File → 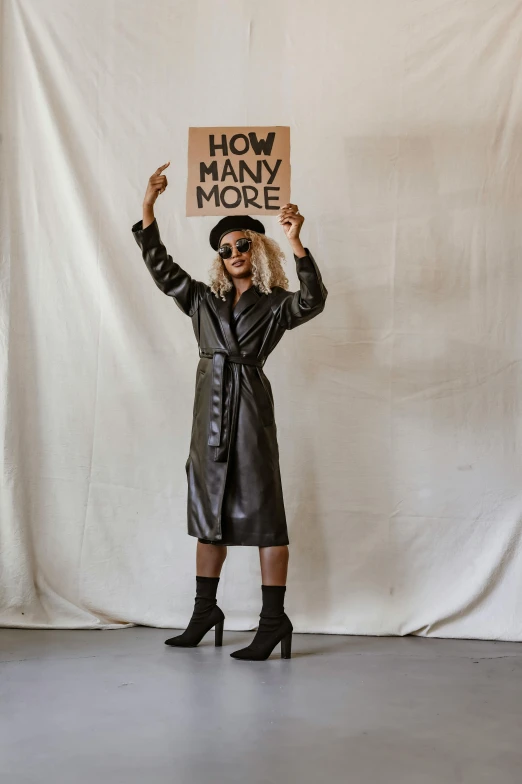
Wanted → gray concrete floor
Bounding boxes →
[1,628,521,784]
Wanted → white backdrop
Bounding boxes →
[1,0,522,639]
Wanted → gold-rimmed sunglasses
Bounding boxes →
[218,238,253,259]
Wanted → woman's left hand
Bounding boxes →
[278,203,304,241]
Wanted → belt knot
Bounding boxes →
[198,348,265,455]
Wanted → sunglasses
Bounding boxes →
[218,238,253,259]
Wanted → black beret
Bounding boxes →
[209,215,266,251]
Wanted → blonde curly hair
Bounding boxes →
[208,229,289,300]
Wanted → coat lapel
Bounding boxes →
[212,287,240,354]
[232,285,261,320]
[212,285,265,352]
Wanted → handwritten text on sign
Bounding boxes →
[186,126,290,216]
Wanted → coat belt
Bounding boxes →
[199,348,266,455]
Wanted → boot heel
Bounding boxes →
[281,632,292,659]
[214,619,224,647]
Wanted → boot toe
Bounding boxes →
[230,648,258,660]
[165,636,196,647]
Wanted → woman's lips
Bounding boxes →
[232,259,245,266]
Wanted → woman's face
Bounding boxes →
[219,231,253,280]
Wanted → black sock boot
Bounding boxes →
[230,585,293,661]
[165,576,225,648]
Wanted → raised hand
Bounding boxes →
[278,203,306,257]
[278,203,304,241]
[143,162,170,207]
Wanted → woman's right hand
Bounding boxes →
[143,162,170,207]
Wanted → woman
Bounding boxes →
[132,162,328,660]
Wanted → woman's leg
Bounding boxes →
[230,544,292,660]
[196,541,228,577]
[259,544,289,585]
[164,542,227,648]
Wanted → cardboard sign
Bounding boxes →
[186,126,290,216]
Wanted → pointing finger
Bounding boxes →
[154,161,170,175]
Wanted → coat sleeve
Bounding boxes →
[132,218,209,316]
[272,248,328,329]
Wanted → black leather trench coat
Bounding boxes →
[132,218,327,546]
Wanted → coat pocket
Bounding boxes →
[255,368,275,427]
[192,368,206,418]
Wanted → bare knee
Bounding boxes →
[259,544,289,562]
[258,545,289,585]
[196,541,227,577]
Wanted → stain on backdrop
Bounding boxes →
[186,126,290,216]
